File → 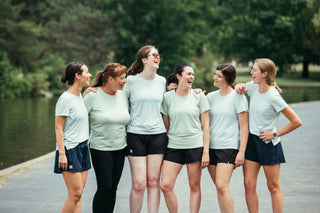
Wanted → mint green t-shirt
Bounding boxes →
[84,88,130,151]
[161,90,210,149]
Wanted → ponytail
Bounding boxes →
[272,81,282,93]
[91,71,105,87]
[127,45,156,76]
[265,75,282,93]
[127,60,144,76]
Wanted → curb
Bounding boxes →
[0,151,55,178]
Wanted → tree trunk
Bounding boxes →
[302,59,309,78]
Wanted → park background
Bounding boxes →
[0,0,319,170]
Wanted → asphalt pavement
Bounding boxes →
[0,101,319,213]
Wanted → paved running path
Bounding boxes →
[0,101,319,212]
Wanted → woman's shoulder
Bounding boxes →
[164,89,175,97]
[155,74,166,80]
[117,89,128,97]
[268,86,283,100]
[206,90,219,98]
[155,74,166,85]
[126,74,138,81]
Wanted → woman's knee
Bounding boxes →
[267,181,281,194]
[132,179,147,192]
[244,179,257,193]
[215,181,229,195]
[70,187,83,202]
[147,175,160,188]
[189,181,201,193]
[160,181,174,194]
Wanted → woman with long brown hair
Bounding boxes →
[124,45,168,213]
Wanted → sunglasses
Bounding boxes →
[148,53,161,59]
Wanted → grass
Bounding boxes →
[235,64,320,87]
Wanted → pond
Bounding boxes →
[0,86,320,170]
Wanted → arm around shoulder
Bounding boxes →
[235,83,248,94]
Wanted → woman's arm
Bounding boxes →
[162,113,170,135]
[82,86,97,97]
[55,116,68,171]
[235,111,249,167]
[200,110,210,169]
[234,83,248,94]
[260,106,302,141]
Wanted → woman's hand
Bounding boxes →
[201,151,209,169]
[59,153,68,171]
[259,130,273,142]
[235,83,248,94]
[234,151,245,167]
[194,88,206,94]
[83,87,97,97]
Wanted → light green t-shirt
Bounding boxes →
[161,90,210,149]
[84,88,130,151]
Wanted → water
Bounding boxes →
[0,86,320,170]
[0,98,57,170]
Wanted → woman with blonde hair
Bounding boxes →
[236,58,302,213]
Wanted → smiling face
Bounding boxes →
[78,65,92,87]
[213,70,226,88]
[251,62,266,84]
[110,73,127,90]
[143,48,161,70]
[177,66,195,89]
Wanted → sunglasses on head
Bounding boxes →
[148,53,161,59]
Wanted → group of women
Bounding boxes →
[54,45,302,213]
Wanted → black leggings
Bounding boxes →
[90,148,126,213]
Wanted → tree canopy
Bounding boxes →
[0,0,319,98]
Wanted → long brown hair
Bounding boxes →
[255,58,282,93]
[91,63,127,87]
[127,45,157,76]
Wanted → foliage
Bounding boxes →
[44,0,116,66]
[207,0,314,76]
[102,0,207,76]
[0,0,319,98]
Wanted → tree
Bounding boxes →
[102,0,207,76]
[44,0,116,67]
[297,0,320,77]
[208,0,313,75]
[0,0,45,72]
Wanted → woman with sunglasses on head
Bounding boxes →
[54,61,92,213]
[160,63,210,213]
[83,63,129,213]
[235,58,302,213]
[124,45,168,213]
[206,64,249,213]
